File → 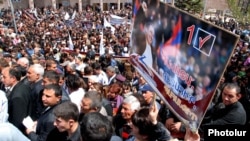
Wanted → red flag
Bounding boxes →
[159,15,182,61]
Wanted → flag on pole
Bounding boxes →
[99,30,105,55]
[68,32,74,50]
[71,10,76,20]
[104,17,115,34]
[64,12,70,20]
[133,0,140,19]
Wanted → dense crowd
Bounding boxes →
[0,2,249,141]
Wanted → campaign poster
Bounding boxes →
[130,0,239,130]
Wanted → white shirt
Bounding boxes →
[141,43,153,68]
[69,88,85,112]
[97,71,109,85]
[0,90,8,123]
[76,63,87,72]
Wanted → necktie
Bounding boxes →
[5,88,11,98]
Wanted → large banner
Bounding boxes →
[110,14,126,25]
[130,0,239,130]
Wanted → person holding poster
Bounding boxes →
[140,84,161,110]
[127,103,200,141]
[165,111,186,140]
[127,105,173,141]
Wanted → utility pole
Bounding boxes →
[202,0,207,19]
[100,0,103,12]
[79,0,82,12]
[118,0,121,10]
[8,0,17,33]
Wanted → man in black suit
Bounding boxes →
[26,84,62,141]
[26,64,44,120]
[1,66,32,132]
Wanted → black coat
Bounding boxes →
[28,104,60,141]
[30,80,43,120]
[8,81,32,132]
[36,86,70,120]
[202,101,247,126]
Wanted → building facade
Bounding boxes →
[0,0,132,11]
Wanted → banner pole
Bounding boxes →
[9,0,18,34]
[202,0,208,19]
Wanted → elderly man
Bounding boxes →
[26,64,44,120]
[17,57,30,70]
[80,91,108,118]
[113,95,141,140]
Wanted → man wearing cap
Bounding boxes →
[140,83,161,110]
[3,53,13,67]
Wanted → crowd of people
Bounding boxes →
[0,1,249,141]
[208,14,250,125]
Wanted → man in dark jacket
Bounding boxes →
[46,101,81,141]
[35,70,70,119]
[26,64,44,120]
[1,66,32,133]
[201,83,247,127]
[26,84,62,141]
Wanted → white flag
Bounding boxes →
[68,33,74,50]
[64,12,70,20]
[110,14,125,25]
[71,10,76,20]
[99,31,105,55]
[104,17,115,34]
